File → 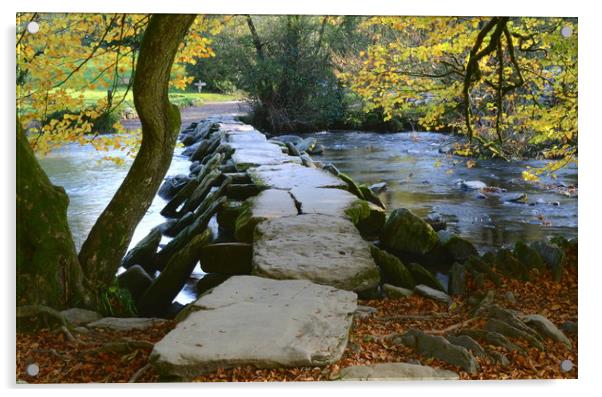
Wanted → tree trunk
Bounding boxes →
[78,14,196,288]
[16,123,90,308]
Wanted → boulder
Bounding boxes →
[495,249,530,281]
[60,308,102,326]
[338,362,459,381]
[216,200,244,233]
[225,183,262,201]
[414,284,451,304]
[117,265,154,303]
[369,246,415,289]
[407,262,446,292]
[380,208,438,255]
[158,174,191,200]
[338,172,364,200]
[199,243,252,275]
[323,163,340,176]
[88,317,167,332]
[150,276,357,379]
[359,184,386,209]
[195,273,231,295]
[424,212,446,231]
[443,236,478,263]
[394,329,479,374]
[121,227,162,270]
[521,314,572,349]
[253,214,380,293]
[503,193,528,203]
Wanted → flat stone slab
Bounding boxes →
[60,308,102,326]
[151,276,357,379]
[339,362,459,381]
[253,214,380,292]
[231,144,299,171]
[235,189,298,241]
[414,284,452,304]
[88,317,167,331]
[248,163,347,190]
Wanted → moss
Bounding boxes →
[380,208,438,255]
[370,245,415,289]
[338,172,364,200]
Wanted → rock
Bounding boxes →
[465,256,501,287]
[485,317,545,350]
[495,249,530,280]
[414,284,451,304]
[338,362,459,381]
[225,183,261,201]
[296,137,318,153]
[443,236,478,263]
[121,227,162,270]
[504,193,528,203]
[138,230,212,317]
[383,284,413,299]
[117,265,154,303]
[158,175,191,200]
[359,184,386,209]
[356,287,382,300]
[448,263,466,296]
[88,317,167,331]
[437,229,454,245]
[60,308,102,326]
[407,262,446,292]
[475,192,487,200]
[151,276,357,379]
[199,243,252,275]
[456,329,525,354]
[370,246,415,289]
[323,163,340,176]
[521,314,572,349]
[369,182,387,194]
[446,335,487,358]
[248,163,346,190]
[216,200,244,234]
[338,172,365,200]
[300,153,317,168]
[275,135,303,145]
[285,142,301,156]
[195,273,231,295]
[424,212,446,231]
[380,208,439,255]
[530,241,565,281]
[514,241,545,270]
[395,329,479,374]
[504,291,517,304]
[289,187,385,237]
[234,189,298,242]
[458,180,487,190]
[162,212,194,238]
[559,321,577,336]
[355,305,378,319]
[486,350,510,366]
[253,214,380,293]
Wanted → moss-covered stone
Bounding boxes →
[370,245,415,289]
[359,184,386,209]
[338,172,364,200]
[495,249,530,281]
[407,262,446,292]
[514,241,545,270]
[443,235,478,263]
[380,208,438,255]
[345,200,386,238]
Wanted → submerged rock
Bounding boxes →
[380,208,438,255]
[151,276,357,379]
[158,174,191,200]
[369,182,387,194]
[458,180,487,191]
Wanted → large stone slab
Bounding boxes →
[88,317,167,331]
[253,214,380,292]
[291,187,385,236]
[339,362,459,381]
[151,276,357,379]
[248,163,347,190]
[230,143,299,171]
[235,189,299,242]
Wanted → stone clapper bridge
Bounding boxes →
[144,117,388,379]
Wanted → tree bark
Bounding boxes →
[16,124,90,308]
[78,14,196,288]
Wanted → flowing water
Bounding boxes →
[38,130,577,303]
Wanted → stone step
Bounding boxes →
[151,276,357,379]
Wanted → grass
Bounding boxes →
[70,89,241,109]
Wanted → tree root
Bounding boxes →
[17,305,74,330]
[129,363,152,383]
[83,340,153,355]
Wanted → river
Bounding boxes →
[38,130,577,303]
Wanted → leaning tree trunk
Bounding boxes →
[78,14,196,288]
[16,123,90,308]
